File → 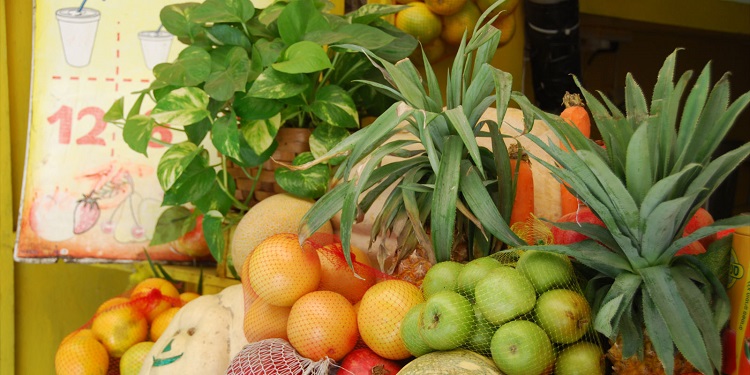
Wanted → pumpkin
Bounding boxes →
[139,284,247,374]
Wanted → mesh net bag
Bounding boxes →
[55,278,186,375]
[238,228,603,374]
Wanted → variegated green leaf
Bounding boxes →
[239,113,281,155]
[273,41,332,74]
[275,152,330,199]
[309,124,350,165]
[153,47,211,87]
[310,85,359,128]
[150,206,192,245]
[204,46,251,101]
[211,113,241,160]
[189,0,255,23]
[151,87,210,126]
[157,141,202,191]
[247,67,309,99]
[123,115,157,156]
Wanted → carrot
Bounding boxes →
[559,92,591,216]
[509,144,534,228]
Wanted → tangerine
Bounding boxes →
[357,279,424,360]
[247,233,322,307]
[91,304,149,357]
[396,2,443,44]
[96,297,131,315]
[287,291,359,361]
[492,10,516,45]
[150,307,180,342]
[179,292,201,305]
[441,1,481,45]
[317,243,376,304]
[55,334,109,375]
[120,341,154,375]
[425,0,467,16]
[244,297,292,342]
[130,278,180,322]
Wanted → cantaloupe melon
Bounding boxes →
[230,193,333,274]
[399,349,502,374]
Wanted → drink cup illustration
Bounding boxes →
[138,30,173,70]
[56,7,100,67]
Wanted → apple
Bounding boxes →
[421,261,464,299]
[551,207,605,245]
[555,341,605,375]
[534,289,592,344]
[463,305,497,356]
[171,215,210,257]
[400,303,434,357]
[419,290,474,351]
[516,250,574,293]
[474,266,536,325]
[490,320,554,375]
[339,347,402,375]
[456,257,502,301]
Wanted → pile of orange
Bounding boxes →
[241,233,425,362]
[55,278,200,375]
[394,0,520,63]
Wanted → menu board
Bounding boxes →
[15,0,197,262]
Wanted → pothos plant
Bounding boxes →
[105,0,416,270]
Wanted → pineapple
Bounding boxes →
[297,1,527,274]
[515,51,750,374]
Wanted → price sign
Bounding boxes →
[15,0,194,262]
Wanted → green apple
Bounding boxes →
[419,290,474,351]
[400,302,435,357]
[534,289,592,344]
[456,256,502,301]
[421,261,464,299]
[490,320,554,375]
[474,266,536,325]
[555,341,605,375]
[516,250,574,293]
[463,305,497,356]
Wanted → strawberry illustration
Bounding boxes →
[73,193,101,234]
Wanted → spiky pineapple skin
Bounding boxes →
[608,334,698,375]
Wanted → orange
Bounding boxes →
[96,297,131,314]
[91,304,149,357]
[286,291,359,361]
[395,2,443,44]
[357,279,424,360]
[425,0,467,15]
[179,292,201,305]
[150,307,180,342]
[475,0,520,17]
[440,1,481,45]
[130,278,180,322]
[244,298,292,342]
[241,246,261,311]
[411,37,447,65]
[55,334,109,375]
[60,328,97,346]
[492,10,516,45]
[246,233,322,307]
[120,341,154,375]
[317,243,376,304]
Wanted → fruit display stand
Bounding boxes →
[2,1,750,375]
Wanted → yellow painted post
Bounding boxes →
[1,0,17,373]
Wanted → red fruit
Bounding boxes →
[717,229,736,240]
[683,207,716,248]
[676,241,706,256]
[551,207,605,245]
[73,193,101,234]
[339,348,402,375]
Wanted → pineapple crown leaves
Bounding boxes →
[296,3,526,272]
[514,50,750,375]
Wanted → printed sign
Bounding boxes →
[15,0,197,262]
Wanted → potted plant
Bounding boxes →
[104,0,417,272]
[295,2,528,275]
[514,51,750,374]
